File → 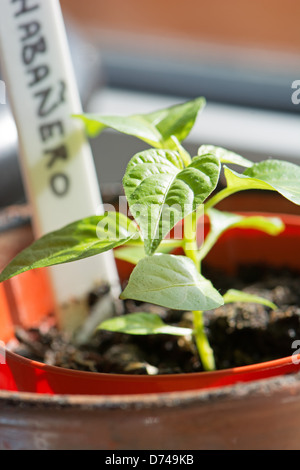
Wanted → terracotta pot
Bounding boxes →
[0,208,300,449]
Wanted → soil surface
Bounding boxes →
[8,264,300,375]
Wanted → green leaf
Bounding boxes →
[144,97,206,148]
[123,149,220,254]
[0,213,138,282]
[124,149,184,199]
[225,159,300,205]
[199,208,284,260]
[223,289,277,310]
[99,312,193,336]
[210,208,284,236]
[114,245,147,265]
[114,239,182,265]
[120,254,224,311]
[76,114,162,146]
[198,145,253,168]
[74,97,205,148]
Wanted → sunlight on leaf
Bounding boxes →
[0,213,138,282]
[74,97,205,148]
[225,159,300,205]
[198,145,253,168]
[123,149,220,255]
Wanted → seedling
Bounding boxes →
[1,97,300,371]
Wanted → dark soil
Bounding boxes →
[8,264,300,375]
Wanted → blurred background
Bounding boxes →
[1,0,300,210]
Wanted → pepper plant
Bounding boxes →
[1,97,300,371]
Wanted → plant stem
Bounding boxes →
[193,310,216,371]
[197,229,218,263]
[204,186,246,212]
[183,211,216,371]
[191,186,250,370]
[171,135,192,167]
[183,211,199,270]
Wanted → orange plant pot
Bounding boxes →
[0,212,300,395]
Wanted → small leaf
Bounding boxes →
[124,148,184,199]
[0,213,138,282]
[210,208,284,236]
[199,208,284,260]
[223,289,277,310]
[99,312,192,336]
[114,239,182,265]
[224,166,271,192]
[114,246,146,265]
[120,254,224,311]
[76,114,161,146]
[198,145,253,168]
[225,159,300,205]
[123,149,220,254]
[144,96,206,148]
[74,97,205,148]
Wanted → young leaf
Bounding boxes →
[76,114,161,146]
[74,97,205,148]
[123,149,220,254]
[198,145,253,168]
[99,312,192,336]
[225,160,300,205]
[124,148,184,199]
[120,254,224,311]
[223,289,277,310]
[114,239,182,265]
[114,245,147,266]
[0,213,138,282]
[144,96,206,148]
[199,208,285,260]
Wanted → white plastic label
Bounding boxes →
[0,0,120,310]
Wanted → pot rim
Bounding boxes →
[4,346,300,387]
[1,368,300,410]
